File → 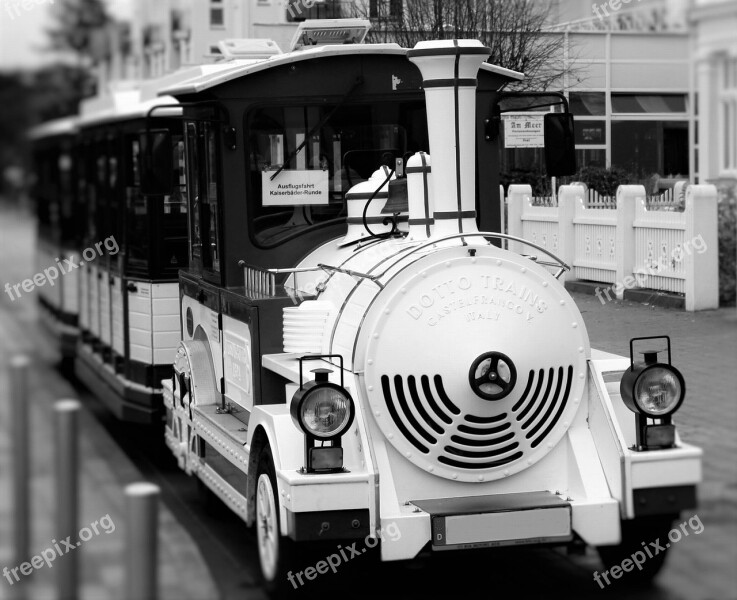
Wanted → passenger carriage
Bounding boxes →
[71,84,187,423]
[28,117,81,359]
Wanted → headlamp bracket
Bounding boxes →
[294,354,351,474]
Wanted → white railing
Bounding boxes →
[507,183,718,310]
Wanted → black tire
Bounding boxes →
[597,514,678,585]
[255,446,299,598]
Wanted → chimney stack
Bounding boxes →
[407,40,490,238]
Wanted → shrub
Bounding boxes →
[571,166,635,197]
[717,180,737,306]
[499,169,550,197]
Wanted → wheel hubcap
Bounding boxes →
[256,474,278,581]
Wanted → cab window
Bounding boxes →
[185,120,221,276]
[246,101,426,248]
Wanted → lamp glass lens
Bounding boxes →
[301,387,351,438]
[634,367,682,415]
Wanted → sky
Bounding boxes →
[0,0,131,72]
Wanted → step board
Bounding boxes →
[192,404,249,471]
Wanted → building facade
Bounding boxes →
[690,0,737,183]
[91,0,735,186]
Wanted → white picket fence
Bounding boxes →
[506,183,718,311]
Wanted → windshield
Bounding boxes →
[247,101,427,248]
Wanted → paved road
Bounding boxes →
[1,200,735,600]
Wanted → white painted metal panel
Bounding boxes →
[89,265,100,338]
[111,276,124,355]
[79,265,89,331]
[151,283,181,365]
[99,271,111,345]
[128,281,152,363]
[223,315,254,412]
[61,251,80,315]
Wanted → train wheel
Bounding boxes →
[597,514,677,585]
[255,446,297,597]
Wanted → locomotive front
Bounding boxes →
[277,39,700,563]
[163,36,701,589]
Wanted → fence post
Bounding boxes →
[556,185,582,284]
[615,185,642,300]
[125,482,161,600]
[11,355,30,568]
[507,184,531,254]
[55,399,81,600]
[685,185,719,310]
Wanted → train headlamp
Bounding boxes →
[630,366,684,416]
[291,355,354,473]
[620,336,685,450]
[291,377,354,440]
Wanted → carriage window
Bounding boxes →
[185,120,220,273]
[185,122,201,261]
[127,136,149,274]
[247,102,422,247]
[160,136,189,276]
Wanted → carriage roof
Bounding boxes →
[27,115,78,141]
[159,43,524,97]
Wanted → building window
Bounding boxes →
[287,0,342,22]
[720,57,737,173]
[612,121,689,178]
[569,92,605,116]
[611,94,687,114]
[210,0,224,28]
[575,149,606,169]
[574,121,606,145]
[370,0,403,20]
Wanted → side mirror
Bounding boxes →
[544,113,577,177]
[139,129,173,195]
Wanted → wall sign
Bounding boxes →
[503,115,545,148]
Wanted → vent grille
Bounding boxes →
[379,367,573,472]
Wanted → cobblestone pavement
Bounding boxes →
[571,291,737,600]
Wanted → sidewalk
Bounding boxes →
[0,203,219,600]
[570,290,737,600]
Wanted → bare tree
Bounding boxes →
[350,0,578,90]
[45,0,111,100]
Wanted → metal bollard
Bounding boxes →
[10,355,30,568]
[125,482,160,600]
[54,399,81,600]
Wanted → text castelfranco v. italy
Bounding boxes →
[406,275,549,327]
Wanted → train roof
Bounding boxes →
[77,85,182,129]
[159,43,524,97]
[27,115,78,141]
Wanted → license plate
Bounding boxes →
[433,506,572,549]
